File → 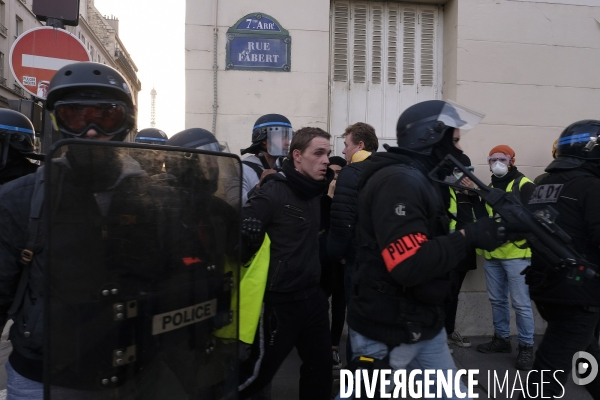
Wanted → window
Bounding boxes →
[330,1,441,153]
[15,16,22,38]
[0,2,5,26]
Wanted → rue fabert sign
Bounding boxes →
[226,13,291,72]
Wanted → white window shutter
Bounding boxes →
[333,2,349,82]
[353,4,367,83]
[401,8,416,85]
[371,5,383,85]
[387,5,398,85]
[420,9,436,87]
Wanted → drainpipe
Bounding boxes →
[211,0,219,135]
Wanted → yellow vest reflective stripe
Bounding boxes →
[449,188,458,233]
[484,177,533,260]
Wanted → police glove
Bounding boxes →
[241,218,265,262]
[463,217,506,252]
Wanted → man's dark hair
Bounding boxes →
[288,127,331,158]
[342,122,378,152]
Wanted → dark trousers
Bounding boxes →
[239,289,332,400]
[344,259,355,364]
[319,233,347,347]
[445,269,468,334]
[521,302,600,399]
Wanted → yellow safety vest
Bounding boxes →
[449,188,458,233]
[215,234,271,344]
[482,177,532,260]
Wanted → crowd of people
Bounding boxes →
[0,62,598,400]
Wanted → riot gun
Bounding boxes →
[429,154,598,284]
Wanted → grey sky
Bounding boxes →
[95,0,185,137]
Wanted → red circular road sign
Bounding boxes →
[9,27,91,99]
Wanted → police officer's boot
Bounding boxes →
[515,343,534,370]
[476,333,512,353]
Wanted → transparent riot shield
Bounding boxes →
[44,139,241,400]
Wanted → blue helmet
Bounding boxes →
[135,128,168,145]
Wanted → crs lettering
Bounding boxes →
[529,184,564,205]
[381,233,428,272]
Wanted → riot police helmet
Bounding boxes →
[0,109,43,169]
[135,128,168,145]
[167,128,220,152]
[166,128,221,193]
[547,120,600,171]
[240,114,293,156]
[46,62,135,142]
[396,100,484,156]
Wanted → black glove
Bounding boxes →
[463,217,506,252]
[241,218,265,262]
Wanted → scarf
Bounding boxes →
[281,159,333,200]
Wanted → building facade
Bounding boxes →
[0,0,140,139]
[187,0,600,335]
[0,0,42,107]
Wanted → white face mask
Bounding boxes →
[491,161,508,177]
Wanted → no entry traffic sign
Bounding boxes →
[10,27,91,99]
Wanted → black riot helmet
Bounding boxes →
[135,128,168,145]
[167,128,220,152]
[0,109,44,170]
[546,120,600,171]
[165,128,221,193]
[396,100,484,155]
[240,114,292,156]
[46,62,135,141]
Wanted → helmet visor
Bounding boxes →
[267,126,293,157]
[135,136,168,145]
[54,101,128,136]
[196,142,221,152]
[437,101,485,131]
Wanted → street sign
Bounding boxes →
[226,13,291,72]
[9,27,91,99]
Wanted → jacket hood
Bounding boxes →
[358,150,416,189]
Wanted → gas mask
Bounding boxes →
[490,161,508,178]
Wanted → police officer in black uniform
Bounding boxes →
[345,100,506,396]
[0,109,43,185]
[0,62,182,399]
[522,120,600,399]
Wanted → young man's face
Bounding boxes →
[342,133,364,163]
[293,137,331,181]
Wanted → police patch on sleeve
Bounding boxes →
[529,184,564,204]
[381,233,428,272]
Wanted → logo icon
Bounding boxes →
[572,351,598,385]
[395,203,406,216]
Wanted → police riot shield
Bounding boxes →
[44,139,241,399]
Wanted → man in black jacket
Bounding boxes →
[522,120,600,398]
[346,100,506,397]
[327,122,378,364]
[239,127,333,400]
